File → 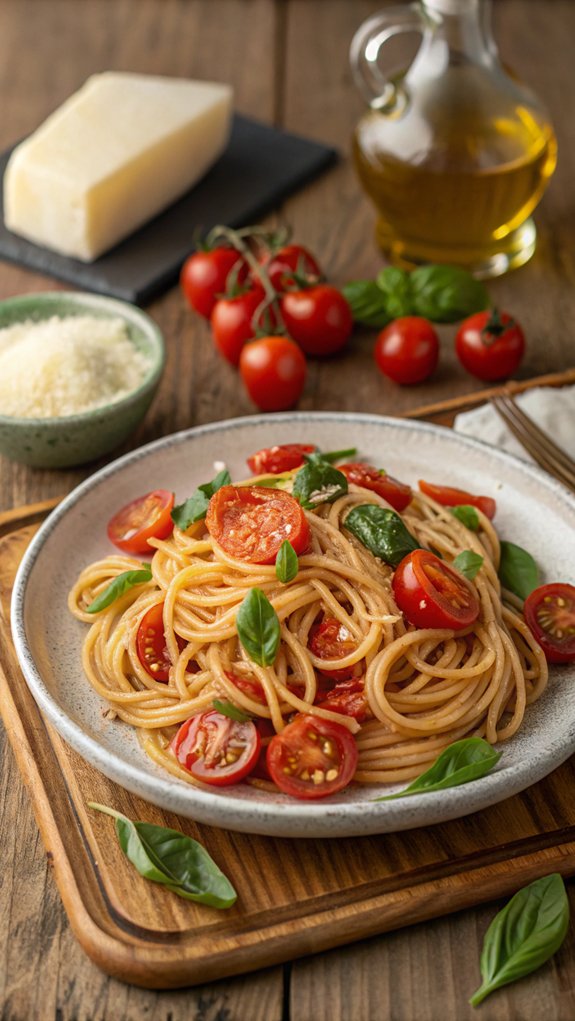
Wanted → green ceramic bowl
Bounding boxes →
[0,291,165,468]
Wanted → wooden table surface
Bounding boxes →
[1,1,575,1019]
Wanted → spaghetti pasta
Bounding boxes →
[68,458,548,796]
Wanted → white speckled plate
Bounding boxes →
[11,412,575,838]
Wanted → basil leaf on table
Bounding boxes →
[498,540,539,600]
[171,468,231,530]
[376,267,413,319]
[375,737,501,800]
[275,540,299,584]
[341,280,391,328]
[293,461,348,509]
[88,803,237,908]
[86,567,152,613]
[344,504,420,567]
[410,264,489,323]
[212,699,252,722]
[451,504,480,531]
[236,587,281,667]
[453,550,484,580]
[469,873,569,1007]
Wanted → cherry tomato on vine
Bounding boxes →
[280,285,353,357]
[180,247,248,319]
[107,490,175,554]
[239,335,306,411]
[136,602,186,682]
[392,549,480,630]
[374,317,439,385]
[210,287,267,366]
[308,617,363,682]
[266,714,358,799]
[339,463,412,512]
[172,710,260,786]
[260,244,322,292]
[418,480,496,520]
[524,583,575,664]
[206,484,311,564]
[455,309,525,381]
[247,443,316,475]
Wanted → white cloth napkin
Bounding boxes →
[453,385,575,462]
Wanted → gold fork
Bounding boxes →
[491,393,575,495]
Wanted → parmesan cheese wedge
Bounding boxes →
[4,72,233,261]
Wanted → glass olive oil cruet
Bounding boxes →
[350,0,557,277]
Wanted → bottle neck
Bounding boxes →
[421,0,496,66]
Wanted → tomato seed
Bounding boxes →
[326,768,339,781]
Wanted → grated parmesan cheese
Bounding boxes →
[0,315,152,418]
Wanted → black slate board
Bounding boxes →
[0,115,337,306]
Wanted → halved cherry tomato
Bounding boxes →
[210,287,266,366]
[239,335,307,411]
[393,549,480,630]
[280,285,353,357]
[524,583,575,664]
[339,463,412,512]
[107,490,175,554]
[316,679,371,722]
[206,485,311,564]
[250,718,276,781]
[455,309,525,381]
[418,480,496,520]
[308,617,363,682]
[260,244,321,292]
[136,602,186,682]
[180,247,248,319]
[266,714,358,799]
[374,317,439,385]
[225,670,266,704]
[173,710,261,786]
[247,443,316,475]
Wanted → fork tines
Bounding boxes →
[491,393,575,495]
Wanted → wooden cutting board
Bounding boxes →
[2,380,575,988]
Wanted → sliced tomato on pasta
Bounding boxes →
[172,710,261,785]
[136,602,186,682]
[393,549,480,630]
[247,443,316,474]
[338,463,412,512]
[266,714,358,799]
[316,679,371,722]
[107,489,175,554]
[308,616,363,682]
[418,480,496,520]
[205,485,311,564]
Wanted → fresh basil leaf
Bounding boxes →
[212,699,252,722]
[88,803,237,908]
[376,266,413,319]
[86,568,152,613]
[451,505,480,531]
[276,540,299,583]
[252,475,292,490]
[236,587,280,667]
[499,541,539,600]
[410,264,489,323]
[376,738,501,801]
[453,550,484,580]
[344,504,420,567]
[469,873,569,1007]
[342,280,391,328]
[171,469,231,530]
[311,447,357,464]
[293,461,348,509]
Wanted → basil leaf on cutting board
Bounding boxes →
[376,738,501,800]
[86,567,152,613]
[469,873,569,1006]
[498,540,539,600]
[236,587,281,667]
[344,504,420,567]
[171,468,231,530]
[88,803,237,908]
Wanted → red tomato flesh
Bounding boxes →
[266,714,358,799]
[316,679,371,722]
[309,617,363,682]
[339,463,412,512]
[205,485,310,564]
[247,443,316,475]
[419,480,496,520]
[136,602,187,683]
[172,710,261,785]
[524,583,575,664]
[107,490,175,554]
[393,549,480,630]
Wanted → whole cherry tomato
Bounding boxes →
[455,309,525,381]
[266,714,358,799]
[418,480,496,520]
[239,335,307,411]
[107,490,175,554]
[261,244,322,292]
[180,247,248,318]
[172,710,260,786]
[280,285,353,357]
[339,463,412,512]
[205,485,311,564]
[392,549,480,630]
[524,583,575,664]
[210,287,266,366]
[374,317,439,385]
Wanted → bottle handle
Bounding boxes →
[350,4,426,109]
